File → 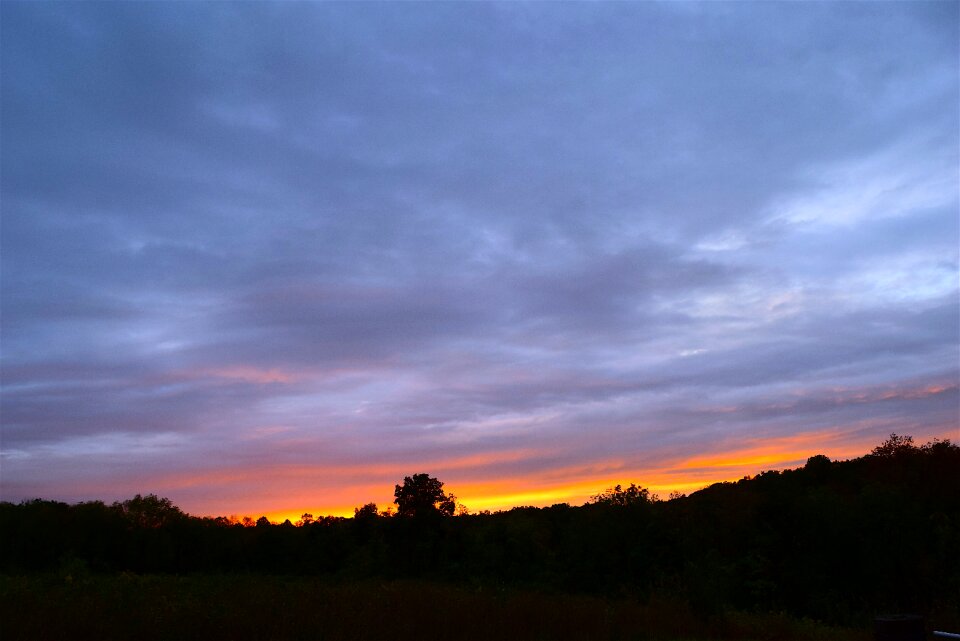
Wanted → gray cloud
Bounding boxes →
[2,1,956,511]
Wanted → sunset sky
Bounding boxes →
[2,2,958,521]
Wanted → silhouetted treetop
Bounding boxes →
[114,494,183,528]
[804,454,832,476]
[871,432,916,457]
[591,483,655,506]
[354,502,379,519]
[394,474,455,517]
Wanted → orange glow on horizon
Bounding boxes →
[180,426,956,522]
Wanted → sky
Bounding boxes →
[2,1,958,521]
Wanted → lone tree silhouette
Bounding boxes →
[394,474,455,517]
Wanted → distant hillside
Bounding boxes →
[2,434,957,628]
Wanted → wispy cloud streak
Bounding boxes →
[1,2,956,514]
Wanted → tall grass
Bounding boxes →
[0,574,866,641]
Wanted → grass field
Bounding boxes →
[0,574,867,641]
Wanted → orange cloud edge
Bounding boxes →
[184,426,956,524]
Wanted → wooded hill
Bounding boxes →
[2,435,957,628]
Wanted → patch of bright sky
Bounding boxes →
[767,134,956,228]
[836,254,959,304]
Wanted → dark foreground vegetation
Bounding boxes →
[2,435,957,640]
[0,574,862,641]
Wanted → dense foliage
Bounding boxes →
[2,435,958,630]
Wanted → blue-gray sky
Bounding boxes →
[2,1,957,517]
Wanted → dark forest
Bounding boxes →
[2,434,957,641]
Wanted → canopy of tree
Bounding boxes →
[393,474,456,518]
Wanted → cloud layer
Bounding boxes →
[2,2,957,517]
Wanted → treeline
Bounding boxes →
[2,435,958,628]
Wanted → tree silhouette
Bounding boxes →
[114,494,183,528]
[394,474,455,517]
[354,502,379,519]
[591,483,653,506]
[871,433,915,457]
